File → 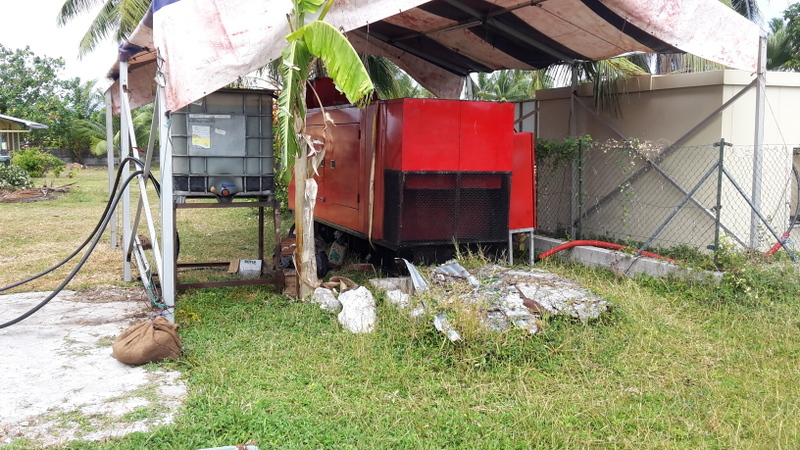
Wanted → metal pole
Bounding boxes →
[750,34,767,249]
[104,89,118,249]
[713,138,731,266]
[569,63,579,239]
[120,60,132,282]
[723,166,797,262]
[577,139,583,240]
[157,63,176,322]
[634,162,720,258]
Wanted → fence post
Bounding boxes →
[713,138,732,266]
[577,139,584,239]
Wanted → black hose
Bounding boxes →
[0,170,146,329]
[0,158,160,292]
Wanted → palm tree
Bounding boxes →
[57,0,151,57]
[767,17,793,70]
[470,70,549,102]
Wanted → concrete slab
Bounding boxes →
[534,236,722,281]
[0,288,186,447]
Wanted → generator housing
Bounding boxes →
[290,98,535,259]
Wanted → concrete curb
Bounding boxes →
[533,236,723,282]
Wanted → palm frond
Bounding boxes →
[117,0,150,40]
[57,0,104,26]
[78,0,120,57]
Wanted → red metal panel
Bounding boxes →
[305,77,350,109]
[509,132,536,230]
[400,99,461,171]
[459,101,514,172]
[380,100,405,171]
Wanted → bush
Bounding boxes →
[11,148,65,178]
[0,163,34,191]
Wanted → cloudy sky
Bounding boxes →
[0,0,794,87]
[0,0,118,85]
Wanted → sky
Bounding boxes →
[0,0,795,89]
[0,0,118,87]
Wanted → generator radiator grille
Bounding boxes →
[383,171,510,247]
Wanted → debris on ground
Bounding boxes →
[312,286,342,312]
[365,262,611,341]
[311,277,378,333]
[337,286,377,334]
[0,183,74,203]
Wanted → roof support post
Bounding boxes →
[570,64,579,239]
[105,90,118,249]
[120,60,132,282]
[157,65,176,322]
[750,33,767,249]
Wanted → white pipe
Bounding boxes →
[120,61,132,282]
[157,63,176,322]
[105,89,118,249]
[750,33,767,249]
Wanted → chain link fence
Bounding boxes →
[536,139,799,261]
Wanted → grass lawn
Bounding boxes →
[2,167,800,449]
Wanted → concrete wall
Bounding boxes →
[522,70,800,250]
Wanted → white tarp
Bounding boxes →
[108,0,761,112]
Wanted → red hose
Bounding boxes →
[766,232,791,255]
[536,240,677,263]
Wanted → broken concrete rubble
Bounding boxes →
[317,262,610,340]
[311,287,342,312]
[336,286,377,334]
[418,263,611,340]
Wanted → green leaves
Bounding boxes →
[277,40,312,184]
[287,21,374,105]
[276,5,375,184]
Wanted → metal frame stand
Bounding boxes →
[508,227,535,265]
[174,200,283,291]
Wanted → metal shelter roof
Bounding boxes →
[107,0,761,113]
[0,114,49,130]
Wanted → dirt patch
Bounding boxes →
[0,287,186,447]
[0,184,74,203]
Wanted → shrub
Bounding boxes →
[0,163,34,191]
[11,148,65,178]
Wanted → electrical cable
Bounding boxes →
[0,158,159,292]
[0,169,146,329]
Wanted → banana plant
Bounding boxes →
[277,0,374,298]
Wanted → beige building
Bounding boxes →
[518,70,800,252]
[0,114,48,164]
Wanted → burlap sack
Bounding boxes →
[321,276,359,293]
[111,316,182,366]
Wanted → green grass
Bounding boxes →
[44,258,800,449]
[3,168,800,448]
[0,167,271,291]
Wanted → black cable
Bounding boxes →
[0,158,160,292]
[0,170,145,329]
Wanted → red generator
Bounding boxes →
[290,97,535,263]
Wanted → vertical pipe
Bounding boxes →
[750,34,767,249]
[569,64,579,240]
[158,76,176,322]
[104,89,118,249]
[120,61,132,282]
[258,206,265,262]
[714,138,729,266]
[577,139,584,240]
